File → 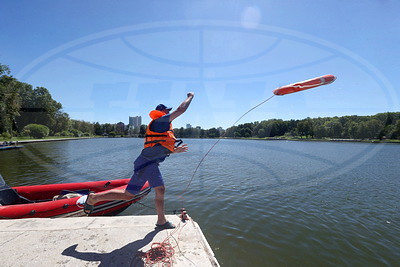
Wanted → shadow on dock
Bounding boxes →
[62,229,159,266]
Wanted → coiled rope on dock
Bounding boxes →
[140,217,193,267]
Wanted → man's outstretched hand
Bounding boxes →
[174,144,189,153]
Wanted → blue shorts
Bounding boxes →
[126,157,164,195]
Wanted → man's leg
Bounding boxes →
[86,188,135,206]
[154,185,167,225]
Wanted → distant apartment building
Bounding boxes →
[186,123,192,129]
[129,116,142,128]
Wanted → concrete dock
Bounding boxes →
[0,215,219,267]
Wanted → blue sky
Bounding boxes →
[1,0,399,129]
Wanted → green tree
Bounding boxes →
[206,128,220,138]
[191,127,201,138]
[59,130,73,137]
[177,127,185,138]
[297,118,314,138]
[235,123,254,138]
[184,127,193,138]
[257,128,266,138]
[324,118,343,138]
[94,122,103,135]
[70,129,82,137]
[0,63,11,76]
[53,111,71,134]
[200,129,206,138]
[364,119,384,139]
[356,122,368,139]
[1,132,11,140]
[0,75,21,135]
[346,121,359,139]
[241,127,252,137]
[389,121,400,139]
[233,131,241,138]
[71,120,94,135]
[16,86,63,132]
[269,119,288,136]
[23,124,49,139]
[224,126,237,137]
[102,123,114,135]
[139,125,146,138]
[313,124,327,138]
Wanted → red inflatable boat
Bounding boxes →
[0,176,150,219]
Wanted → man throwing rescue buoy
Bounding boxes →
[84,92,195,229]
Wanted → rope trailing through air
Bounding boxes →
[179,94,276,198]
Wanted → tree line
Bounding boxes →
[0,63,123,139]
[173,113,400,140]
[225,113,400,140]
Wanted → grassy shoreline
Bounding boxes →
[0,136,102,144]
[224,136,400,143]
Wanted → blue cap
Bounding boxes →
[155,104,172,111]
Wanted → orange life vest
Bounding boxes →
[144,110,177,152]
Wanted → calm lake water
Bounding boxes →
[1,138,399,266]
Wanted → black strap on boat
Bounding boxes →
[145,134,168,137]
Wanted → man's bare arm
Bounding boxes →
[169,92,194,122]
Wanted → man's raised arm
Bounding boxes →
[169,92,194,122]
